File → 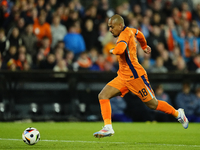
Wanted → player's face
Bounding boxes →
[108,19,122,37]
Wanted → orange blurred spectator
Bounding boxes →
[180,2,192,22]
[103,37,116,56]
[33,14,52,43]
[40,36,51,56]
[61,6,70,22]
[164,17,175,52]
[0,0,9,19]
[7,58,17,71]
[54,6,68,23]
[14,52,28,70]
[75,52,92,70]
[95,54,106,71]
[188,54,200,72]
[7,46,30,71]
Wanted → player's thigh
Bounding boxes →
[99,76,129,99]
[126,74,155,102]
[98,85,121,99]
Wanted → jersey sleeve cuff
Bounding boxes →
[142,45,147,50]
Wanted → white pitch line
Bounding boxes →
[135,142,200,148]
[0,138,200,147]
[0,138,124,144]
[42,139,125,144]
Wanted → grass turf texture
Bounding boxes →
[0,122,199,150]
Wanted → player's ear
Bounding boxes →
[119,23,123,30]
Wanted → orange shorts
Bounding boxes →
[107,74,155,102]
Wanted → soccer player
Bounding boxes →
[93,14,189,138]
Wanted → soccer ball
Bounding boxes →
[22,127,40,145]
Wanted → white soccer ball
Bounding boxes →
[22,127,40,145]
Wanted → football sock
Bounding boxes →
[99,99,112,125]
[156,100,179,118]
[105,124,113,129]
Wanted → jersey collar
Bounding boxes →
[122,26,127,31]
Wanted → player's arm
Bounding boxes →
[135,29,151,54]
[135,30,148,50]
[110,41,127,55]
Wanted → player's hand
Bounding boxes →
[109,48,114,54]
[144,46,151,54]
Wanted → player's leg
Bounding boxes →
[145,98,188,129]
[93,76,129,138]
[98,84,121,126]
[144,97,178,116]
[93,85,120,138]
[126,74,188,129]
[141,74,188,128]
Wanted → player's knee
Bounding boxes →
[147,103,157,110]
[98,92,104,100]
[98,91,108,100]
[145,98,158,110]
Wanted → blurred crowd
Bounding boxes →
[0,0,200,73]
[152,82,200,122]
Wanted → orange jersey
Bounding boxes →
[112,26,147,80]
[33,18,52,43]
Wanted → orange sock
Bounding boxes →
[156,100,179,117]
[99,99,112,125]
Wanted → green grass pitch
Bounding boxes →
[0,122,199,150]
